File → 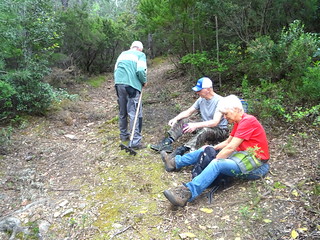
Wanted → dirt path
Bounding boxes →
[0,58,319,239]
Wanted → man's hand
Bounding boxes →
[168,118,178,127]
[182,122,197,133]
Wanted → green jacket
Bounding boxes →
[114,49,147,92]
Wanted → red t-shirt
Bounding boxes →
[230,113,270,160]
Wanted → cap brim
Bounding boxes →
[192,86,202,92]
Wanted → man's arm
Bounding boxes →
[168,106,197,127]
[183,111,223,132]
[136,54,147,85]
[215,136,244,159]
[213,135,232,150]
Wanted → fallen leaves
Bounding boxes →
[200,207,213,213]
[263,219,272,223]
[291,189,299,197]
[291,229,299,239]
[179,232,196,239]
[291,227,308,239]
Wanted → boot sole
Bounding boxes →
[150,146,173,153]
[150,146,160,151]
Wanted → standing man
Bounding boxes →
[114,41,147,149]
[150,77,229,156]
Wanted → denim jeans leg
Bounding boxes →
[186,159,242,201]
[115,85,129,139]
[128,92,142,146]
[245,163,270,180]
[175,148,204,169]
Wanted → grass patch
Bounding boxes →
[151,56,167,66]
[88,146,168,238]
[87,75,106,88]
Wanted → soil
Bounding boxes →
[0,57,319,240]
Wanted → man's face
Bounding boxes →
[195,88,209,99]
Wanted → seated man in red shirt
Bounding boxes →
[161,94,270,207]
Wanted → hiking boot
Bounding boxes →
[150,137,173,153]
[171,145,190,157]
[120,133,130,141]
[132,143,146,150]
[160,150,176,172]
[163,185,192,207]
[120,136,130,141]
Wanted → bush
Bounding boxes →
[180,51,214,77]
[284,105,320,126]
[242,76,319,126]
[3,70,55,116]
[0,80,16,120]
[240,36,276,83]
[300,61,320,102]
[180,51,228,79]
[241,76,285,122]
[241,20,319,89]
[278,21,319,94]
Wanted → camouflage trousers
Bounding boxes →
[168,119,229,151]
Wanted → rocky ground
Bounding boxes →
[0,57,319,240]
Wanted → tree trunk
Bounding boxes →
[61,0,68,9]
[147,33,154,59]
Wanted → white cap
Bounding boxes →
[130,41,143,50]
[192,77,213,91]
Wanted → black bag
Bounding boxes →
[191,146,234,203]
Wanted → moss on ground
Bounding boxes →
[91,149,168,238]
[85,120,172,239]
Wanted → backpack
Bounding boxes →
[191,146,234,203]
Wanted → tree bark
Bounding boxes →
[61,0,68,9]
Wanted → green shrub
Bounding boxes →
[241,77,285,121]
[3,69,55,115]
[241,20,319,90]
[51,88,79,102]
[240,36,276,84]
[284,105,320,126]
[180,51,214,77]
[279,21,319,88]
[180,51,227,78]
[0,80,16,120]
[242,76,319,126]
[300,61,320,102]
[1,63,79,121]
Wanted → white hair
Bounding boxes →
[218,94,244,113]
[130,41,143,50]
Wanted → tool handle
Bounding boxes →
[129,91,143,145]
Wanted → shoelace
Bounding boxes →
[175,188,190,199]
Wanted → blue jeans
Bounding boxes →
[175,148,270,201]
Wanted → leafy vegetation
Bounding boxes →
[235,21,320,126]
[0,0,319,123]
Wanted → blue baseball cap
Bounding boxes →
[192,77,213,92]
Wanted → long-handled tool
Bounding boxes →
[119,91,143,156]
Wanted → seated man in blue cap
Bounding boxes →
[150,77,229,156]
